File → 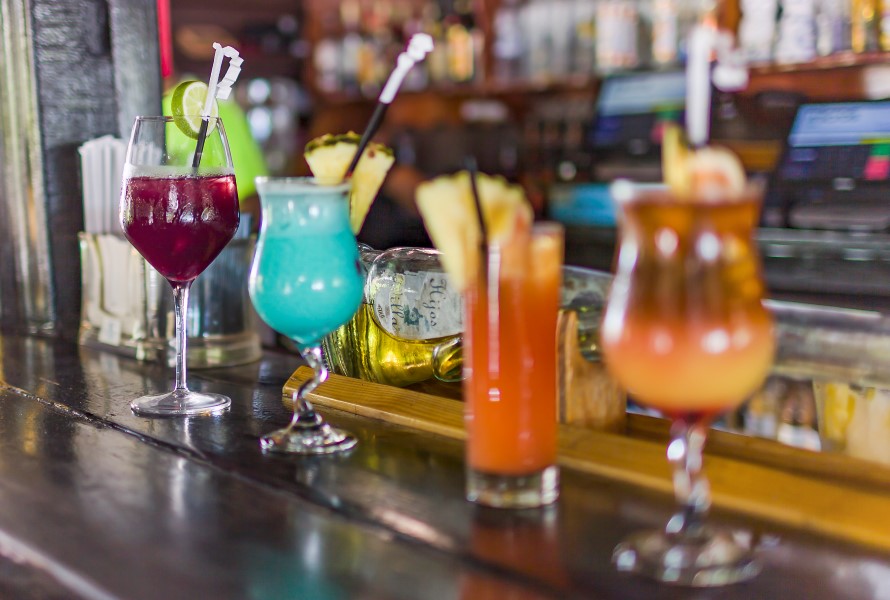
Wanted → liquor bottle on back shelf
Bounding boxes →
[445,0,482,83]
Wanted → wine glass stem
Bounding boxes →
[288,345,327,429]
[172,282,193,400]
[668,417,710,536]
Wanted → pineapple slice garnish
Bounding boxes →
[662,123,693,196]
[415,171,532,291]
[661,123,746,199]
[304,132,395,233]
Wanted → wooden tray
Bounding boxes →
[286,366,890,551]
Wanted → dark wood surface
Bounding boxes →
[0,333,886,599]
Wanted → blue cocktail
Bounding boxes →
[249,177,363,454]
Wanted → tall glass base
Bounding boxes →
[613,524,760,587]
[260,411,357,455]
[466,465,559,509]
[260,345,357,456]
[130,390,231,417]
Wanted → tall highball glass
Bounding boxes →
[120,116,239,416]
[248,178,363,454]
[464,224,564,508]
[601,181,775,586]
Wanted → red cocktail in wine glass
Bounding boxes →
[120,115,239,416]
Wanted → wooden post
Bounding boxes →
[556,309,626,432]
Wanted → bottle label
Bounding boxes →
[371,270,463,341]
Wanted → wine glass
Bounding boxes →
[601,181,775,586]
[120,116,239,416]
[248,177,363,454]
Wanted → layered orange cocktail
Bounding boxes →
[601,186,774,421]
[601,131,776,585]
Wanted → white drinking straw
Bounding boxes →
[685,25,749,147]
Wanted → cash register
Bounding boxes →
[765,100,890,232]
[549,71,686,270]
[556,94,890,310]
[761,100,890,310]
[589,69,686,183]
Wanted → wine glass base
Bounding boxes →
[130,392,231,417]
[613,527,760,587]
[260,422,357,455]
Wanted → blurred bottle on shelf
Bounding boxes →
[521,96,595,185]
[596,1,640,71]
[739,0,779,62]
[445,0,483,83]
[521,0,641,80]
[775,0,817,63]
[851,0,880,53]
[493,0,525,81]
[816,0,852,56]
[572,0,598,75]
[422,3,451,84]
[650,0,681,65]
[313,37,342,94]
[880,0,890,50]
[312,0,489,94]
[648,0,707,66]
[878,0,890,52]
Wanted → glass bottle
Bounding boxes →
[323,247,464,387]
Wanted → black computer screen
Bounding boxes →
[778,101,890,182]
[590,70,686,155]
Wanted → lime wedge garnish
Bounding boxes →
[170,80,219,139]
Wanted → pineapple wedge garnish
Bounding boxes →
[688,147,747,200]
[304,132,395,233]
[661,123,746,199]
[661,123,693,196]
[416,171,532,291]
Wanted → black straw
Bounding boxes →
[345,103,388,179]
[192,118,209,169]
[466,156,487,243]
[465,156,488,280]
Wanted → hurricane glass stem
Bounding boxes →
[667,417,710,537]
[289,345,325,430]
[259,344,356,454]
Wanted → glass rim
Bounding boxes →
[610,179,764,205]
[134,115,223,123]
[255,176,351,194]
[531,221,564,237]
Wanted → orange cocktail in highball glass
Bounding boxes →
[601,181,774,586]
[464,224,563,508]
[414,170,561,509]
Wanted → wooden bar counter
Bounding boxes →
[0,332,887,599]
